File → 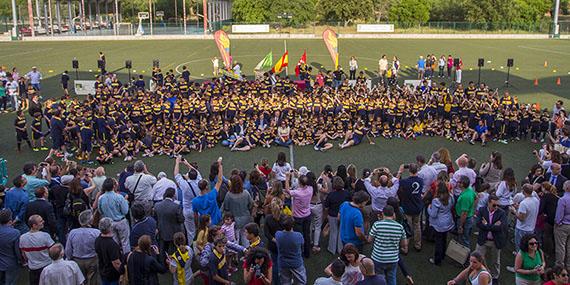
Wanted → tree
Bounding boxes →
[268,0,316,26]
[514,0,550,24]
[388,0,431,23]
[429,0,468,21]
[317,0,374,26]
[465,0,519,24]
[232,0,270,23]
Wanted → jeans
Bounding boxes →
[294,215,312,258]
[327,215,343,255]
[433,230,448,265]
[374,261,398,285]
[183,210,195,244]
[515,228,534,252]
[275,139,292,147]
[10,94,18,111]
[280,266,307,285]
[29,267,44,285]
[349,69,356,80]
[271,251,280,285]
[0,268,19,285]
[56,215,68,246]
[101,280,119,285]
[457,216,474,249]
[112,219,131,254]
[310,203,323,247]
[0,96,7,111]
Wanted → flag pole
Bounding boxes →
[284,40,288,76]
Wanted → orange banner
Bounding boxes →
[214,30,231,69]
[322,28,339,70]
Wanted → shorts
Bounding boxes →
[353,134,363,145]
[16,131,28,142]
[52,135,64,149]
[32,131,43,140]
[81,143,92,152]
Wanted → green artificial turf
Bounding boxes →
[0,38,568,284]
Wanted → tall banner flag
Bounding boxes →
[214,30,231,69]
[295,50,307,77]
[322,28,339,70]
[255,52,273,71]
[272,51,289,74]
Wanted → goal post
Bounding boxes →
[116,22,133,35]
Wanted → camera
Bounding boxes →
[403,164,410,169]
[254,264,261,278]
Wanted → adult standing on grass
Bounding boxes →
[174,156,201,243]
[97,178,130,254]
[378,55,388,81]
[22,162,50,201]
[416,56,426,80]
[355,258,386,285]
[349,56,358,80]
[94,217,123,285]
[285,171,313,258]
[513,184,540,255]
[339,191,370,252]
[455,57,463,84]
[25,66,42,92]
[367,205,408,285]
[0,209,22,285]
[325,176,351,255]
[222,174,254,247]
[514,234,545,285]
[554,180,570,269]
[276,215,307,285]
[4,176,30,234]
[451,154,476,198]
[475,194,507,284]
[455,175,477,248]
[192,157,224,226]
[39,243,85,285]
[396,163,423,251]
[65,210,100,285]
[125,160,157,215]
[20,215,55,285]
[479,151,504,191]
[272,152,292,185]
[427,182,454,266]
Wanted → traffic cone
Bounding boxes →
[556,77,561,86]
[544,61,548,68]
[534,78,539,86]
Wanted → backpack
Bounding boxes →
[64,193,88,217]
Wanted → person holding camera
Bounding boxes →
[243,247,273,285]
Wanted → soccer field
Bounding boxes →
[0,38,568,284]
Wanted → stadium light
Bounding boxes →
[553,0,561,38]
[10,0,18,39]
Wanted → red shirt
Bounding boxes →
[257,165,272,177]
[243,259,273,285]
[543,281,570,285]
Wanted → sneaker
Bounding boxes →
[55,152,64,158]
[469,140,475,145]
[429,258,435,264]
[32,148,39,152]
[40,147,49,151]
[313,145,320,151]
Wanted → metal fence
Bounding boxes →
[11,20,570,37]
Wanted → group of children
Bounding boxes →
[13,66,551,164]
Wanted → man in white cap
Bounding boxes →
[25,66,42,92]
[152,171,177,204]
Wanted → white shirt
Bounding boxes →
[451,167,477,197]
[495,181,514,206]
[272,162,292,182]
[364,177,399,212]
[418,164,438,194]
[378,59,388,71]
[516,196,540,231]
[125,172,157,201]
[152,177,177,201]
[6,80,18,96]
[39,259,85,285]
[314,277,343,285]
[349,59,358,71]
[430,162,448,174]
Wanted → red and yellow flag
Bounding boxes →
[214,30,231,69]
[272,51,289,74]
[322,28,339,70]
[295,50,307,77]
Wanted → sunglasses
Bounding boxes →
[528,242,538,245]
[491,204,499,208]
[561,273,568,277]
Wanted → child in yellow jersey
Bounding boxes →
[96,145,112,164]
[168,232,194,285]
[412,119,424,137]
[403,122,415,140]
[382,122,392,139]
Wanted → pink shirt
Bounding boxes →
[290,186,313,218]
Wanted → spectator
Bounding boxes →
[368,205,408,285]
[263,198,283,284]
[4,175,30,233]
[475,195,507,284]
[90,166,107,202]
[94,217,123,285]
[222,174,253,247]
[451,154,476,198]
[0,209,21,285]
[174,156,201,243]
[65,210,100,285]
[339,191,370,252]
[65,177,90,230]
[514,184,540,254]
[284,171,313,258]
[539,182,559,257]
[272,152,292,184]
[243,247,273,285]
[496,168,517,210]
[48,174,71,245]
[554,180,570,269]
[325,176,351,255]
[324,244,364,285]
[545,163,567,195]
[416,155,437,195]
[39,243,85,285]
[428,181,455,265]
[151,172,177,203]
[276,215,306,285]
[97,178,130,254]
[447,252,491,285]
[429,152,448,174]
[25,66,42,91]
[126,235,168,285]
[543,265,568,285]
[209,236,231,285]
[125,160,157,214]
[192,158,224,226]
[307,171,324,254]
[315,259,344,285]
[355,257,386,285]
[154,187,184,260]
[396,163,423,251]
[129,203,157,250]
[20,215,55,285]
[167,232,194,285]
[22,162,50,201]
[455,175,477,248]
[514,234,545,285]
[479,151,504,190]
[25,187,57,237]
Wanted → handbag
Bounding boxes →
[120,252,132,285]
[446,239,470,266]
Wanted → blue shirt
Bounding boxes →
[192,188,222,225]
[98,192,129,221]
[355,275,386,285]
[275,230,304,269]
[130,217,157,247]
[0,225,20,270]
[4,187,29,222]
[399,176,424,215]
[22,174,49,201]
[417,59,426,69]
[339,202,364,246]
[475,125,488,135]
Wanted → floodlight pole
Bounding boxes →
[48,0,53,36]
[148,0,153,35]
[202,0,207,34]
[113,0,118,35]
[553,0,560,38]
[182,0,186,35]
[10,0,18,39]
[27,0,35,37]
